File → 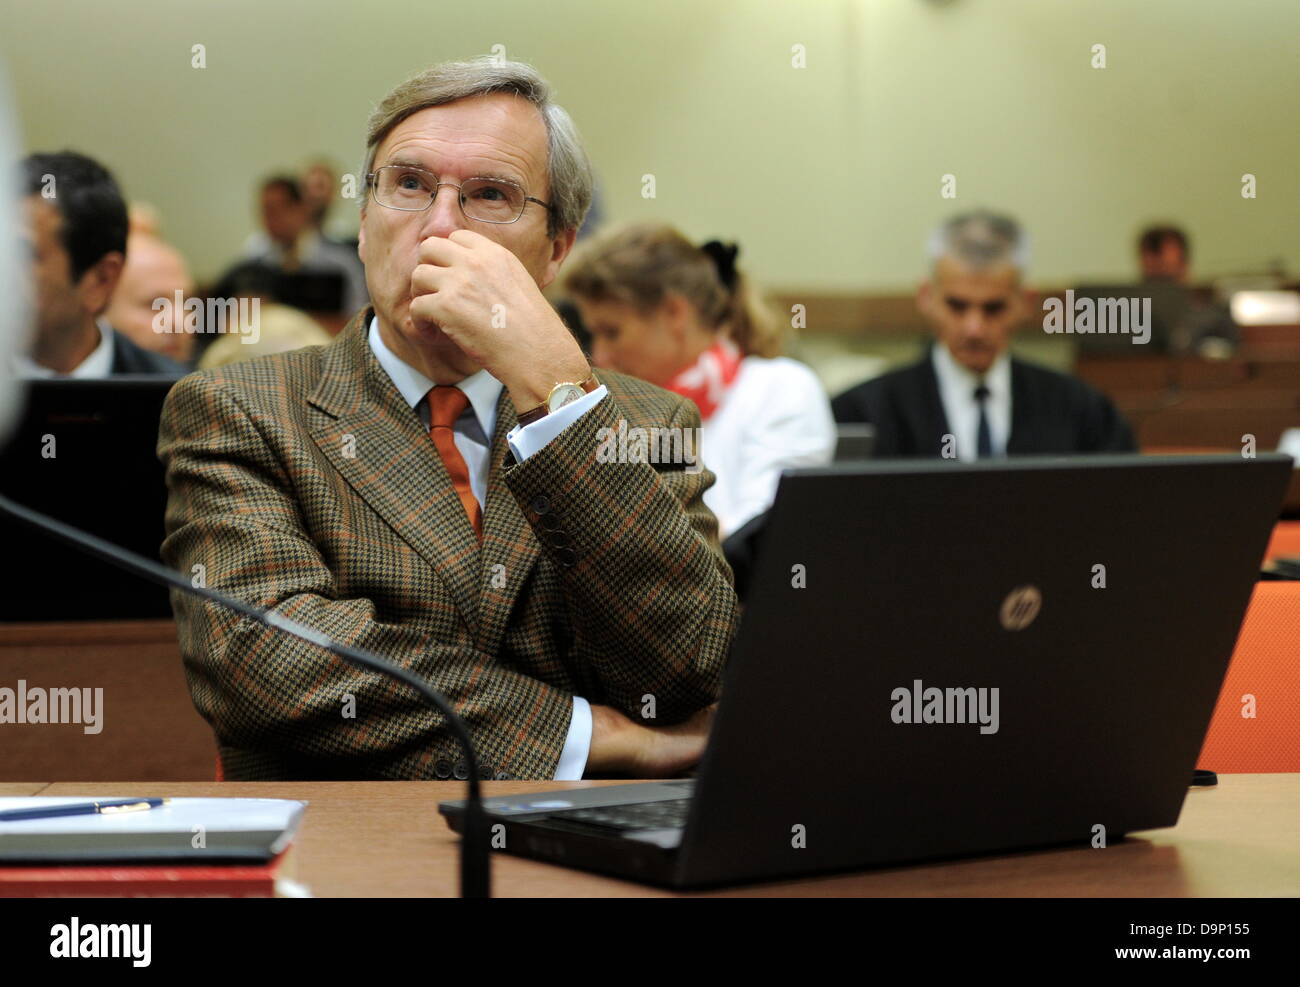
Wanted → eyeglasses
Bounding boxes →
[366,164,552,224]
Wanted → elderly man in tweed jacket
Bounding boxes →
[158,59,739,781]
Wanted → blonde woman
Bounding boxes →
[564,224,834,538]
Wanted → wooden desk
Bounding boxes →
[19,775,1300,897]
[0,620,215,781]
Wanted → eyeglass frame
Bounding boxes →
[365,164,553,225]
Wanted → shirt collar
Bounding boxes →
[931,341,1010,398]
[13,318,114,378]
[367,315,501,435]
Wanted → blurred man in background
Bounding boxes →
[1136,223,1237,354]
[104,229,196,366]
[15,151,183,377]
[834,211,1135,458]
[1138,224,1191,283]
[300,158,357,248]
[247,174,366,315]
[212,174,368,325]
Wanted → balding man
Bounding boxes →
[159,58,736,782]
[105,232,196,366]
[833,212,1135,459]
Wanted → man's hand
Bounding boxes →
[586,703,718,778]
[409,230,590,412]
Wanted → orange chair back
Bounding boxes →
[1264,521,1300,563]
[1198,582,1300,772]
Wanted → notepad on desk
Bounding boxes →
[0,797,306,864]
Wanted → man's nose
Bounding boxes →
[419,184,466,238]
[961,309,988,337]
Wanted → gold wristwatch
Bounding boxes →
[517,371,599,427]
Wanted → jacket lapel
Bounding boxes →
[474,389,543,655]
[913,352,951,454]
[1006,359,1033,453]
[307,310,482,634]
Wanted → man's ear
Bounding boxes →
[540,227,577,290]
[916,279,933,318]
[78,251,124,317]
[357,209,367,265]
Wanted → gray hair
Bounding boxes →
[927,211,1030,273]
[361,57,593,238]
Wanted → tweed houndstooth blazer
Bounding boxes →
[158,308,739,781]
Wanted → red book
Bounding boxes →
[0,849,294,897]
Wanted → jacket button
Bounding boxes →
[548,530,571,548]
[452,760,469,780]
[434,759,453,779]
[531,494,551,514]
[554,547,578,567]
[494,771,512,780]
[478,763,494,780]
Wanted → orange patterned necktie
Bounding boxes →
[426,385,482,541]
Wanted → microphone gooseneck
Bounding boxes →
[0,491,492,898]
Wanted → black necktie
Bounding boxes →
[974,384,993,458]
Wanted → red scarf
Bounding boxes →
[664,338,743,421]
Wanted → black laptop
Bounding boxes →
[0,376,181,621]
[440,454,1292,889]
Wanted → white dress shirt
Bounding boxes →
[12,317,115,378]
[368,317,606,780]
[930,344,1012,461]
[700,356,836,537]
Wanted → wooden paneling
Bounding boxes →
[0,619,215,782]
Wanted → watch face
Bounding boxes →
[548,383,586,412]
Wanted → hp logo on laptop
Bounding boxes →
[999,585,1042,631]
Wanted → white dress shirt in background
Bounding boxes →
[700,355,836,538]
[930,343,1011,461]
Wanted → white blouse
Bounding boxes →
[700,356,836,538]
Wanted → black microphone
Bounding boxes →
[0,491,491,898]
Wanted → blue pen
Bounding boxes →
[0,798,168,822]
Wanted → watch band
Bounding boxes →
[516,372,599,428]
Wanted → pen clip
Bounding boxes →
[99,801,157,815]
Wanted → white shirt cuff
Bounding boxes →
[506,386,608,461]
[554,696,593,780]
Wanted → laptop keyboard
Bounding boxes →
[547,797,693,832]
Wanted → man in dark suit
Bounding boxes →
[159,58,737,781]
[16,152,184,378]
[833,211,1135,458]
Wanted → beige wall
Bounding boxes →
[4,0,1297,297]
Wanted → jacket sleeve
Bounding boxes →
[502,392,739,725]
[158,371,574,779]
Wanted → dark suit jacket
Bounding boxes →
[157,308,738,781]
[110,328,187,375]
[831,350,1136,456]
